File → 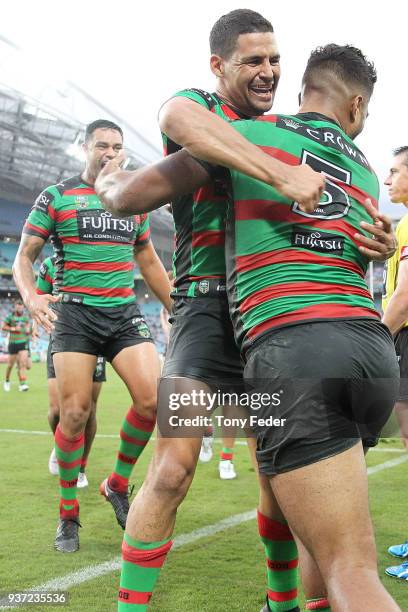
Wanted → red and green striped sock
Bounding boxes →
[220,446,234,461]
[257,510,299,612]
[109,408,156,493]
[118,534,172,610]
[306,598,331,611]
[203,424,213,437]
[55,425,84,520]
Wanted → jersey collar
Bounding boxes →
[295,112,342,129]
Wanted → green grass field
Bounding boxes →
[1,363,408,611]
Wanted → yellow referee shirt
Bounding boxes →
[382,214,408,328]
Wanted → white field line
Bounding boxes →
[0,455,407,610]
[0,429,406,453]
[0,511,256,608]
[0,429,118,439]
[367,453,408,474]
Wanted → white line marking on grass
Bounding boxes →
[367,453,408,474]
[0,510,256,608]
[0,429,51,435]
[369,448,406,453]
[0,429,118,439]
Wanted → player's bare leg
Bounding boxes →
[294,537,328,611]
[4,353,17,389]
[219,404,237,479]
[126,376,212,536]
[47,378,60,475]
[100,343,160,529]
[78,381,102,488]
[127,434,202,539]
[47,378,60,433]
[82,382,102,464]
[16,350,29,391]
[53,353,96,437]
[246,435,258,470]
[271,443,400,611]
[118,377,212,603]
[112,343,160,421]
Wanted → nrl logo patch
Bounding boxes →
[198,280,210,294]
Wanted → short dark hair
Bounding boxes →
[85,119,123,143]
[302,44,377,97]
[393,146,408,166]
[210,9,273,58]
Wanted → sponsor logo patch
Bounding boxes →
[76,209,135,243]
[292,227,345,255]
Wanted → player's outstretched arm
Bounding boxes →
[13,235,59,333]
[159,97,325,211]
[134,242,173,313]
[2,320,15,332]
[354,198,397,261]
[95,150,211,217]
[382,259,408,335]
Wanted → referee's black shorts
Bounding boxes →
[395,327,408,401]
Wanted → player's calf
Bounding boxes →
[271,444,400,611]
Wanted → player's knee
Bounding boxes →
[133,395,157,420]
[314,527,377,573]
[152,459,194,501]
[61,401,90,430]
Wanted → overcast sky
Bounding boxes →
[1,0,407,216]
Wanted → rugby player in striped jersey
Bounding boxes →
[13,119,172,553]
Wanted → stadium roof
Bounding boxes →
[0,83,162,205]
[0,35,161,206]
[0,35,172,243]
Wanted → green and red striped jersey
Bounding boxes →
[162,89,247,296]
[3,312,31,344]
[24,175,150,308]
[223,113,380,354]
[37,256,56,295]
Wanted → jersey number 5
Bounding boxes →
[292,150,351,220]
